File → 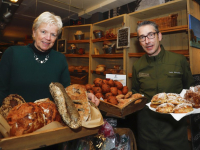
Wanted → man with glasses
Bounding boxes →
[132,21,194,150]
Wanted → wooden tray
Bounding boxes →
[99,97,148,118]
[0,125,99,150]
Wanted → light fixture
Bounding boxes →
[10,0,18,2]
[3,8,12,20]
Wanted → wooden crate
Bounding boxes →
[114,128,137,150]
[137,14,178,29]
[0,125,99,150]
[99,97,147,118]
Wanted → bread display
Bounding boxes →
[0,94,26,119]
[85,78,144,108]
[150,91,197,114]
[7,102,45,136]
[34,98,62,125]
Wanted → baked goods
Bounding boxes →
[125,91,132,99]
[184,90,200,108]
[85,84,93,91]
[92,87,102,94]
[110,87,118,96]
[0,94,26,119]
[95,93,104,99]
[151,93,168,104]
[101,84,110,93]
[34,98,62,125]
[115,81,123,90]
[122,86,128,95]
[156,103,175,113]
[93,78,103,87]
[166,93,182,105]
[107,79,115,87]
[65,84,91,122]
[107,96,118,105]
[150,92,195,114]
[49,82,81,129]
[105,93,113,99]
[7,102,45,136]
[118,90,122,95]
[173,103,193,113]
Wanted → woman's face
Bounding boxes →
[33,23,58,52]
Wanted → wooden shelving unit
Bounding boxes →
[67,40,90,44]
[64,54,89,58]
[92,37,117,43]
[91,54,123,58]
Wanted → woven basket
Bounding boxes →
[137,14,178,29]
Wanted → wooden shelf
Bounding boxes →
[91,70,105,75]
[67,40,90,44]
[130,25,188,38]
[91,54,123,58]
[69,69,88,73]
[64,54,89,58]
[92,37,117,43]
[128,50,189,58]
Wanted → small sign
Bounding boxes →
[106,74,126,86]
[117,27,130,49]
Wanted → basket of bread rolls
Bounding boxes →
[85,78,148,118]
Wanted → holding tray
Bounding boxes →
[146,89,200,121]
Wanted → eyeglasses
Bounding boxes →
[138,32,158,42]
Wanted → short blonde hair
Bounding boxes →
[32,11,63,37]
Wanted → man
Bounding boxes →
[132,21,194,150]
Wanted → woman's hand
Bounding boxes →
[87,93,100,106]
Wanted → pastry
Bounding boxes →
[173,103,193,113]
[156,103,174,113]
[151,92,168,104]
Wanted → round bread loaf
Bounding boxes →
[6,102,45,136]
[34,98,62,125]
[0,94,26,119]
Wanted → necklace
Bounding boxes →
[34,53,49,64]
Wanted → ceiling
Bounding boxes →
[0,0,136,42]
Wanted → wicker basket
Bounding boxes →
[70,72,88,85]
[137,14,178,29]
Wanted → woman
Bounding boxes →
[0,11,99,106]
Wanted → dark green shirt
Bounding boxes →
[0,44,70,103]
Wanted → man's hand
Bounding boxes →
[87,93,100,106]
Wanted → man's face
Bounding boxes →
[33,23,58,52]
[138,25,162,57]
